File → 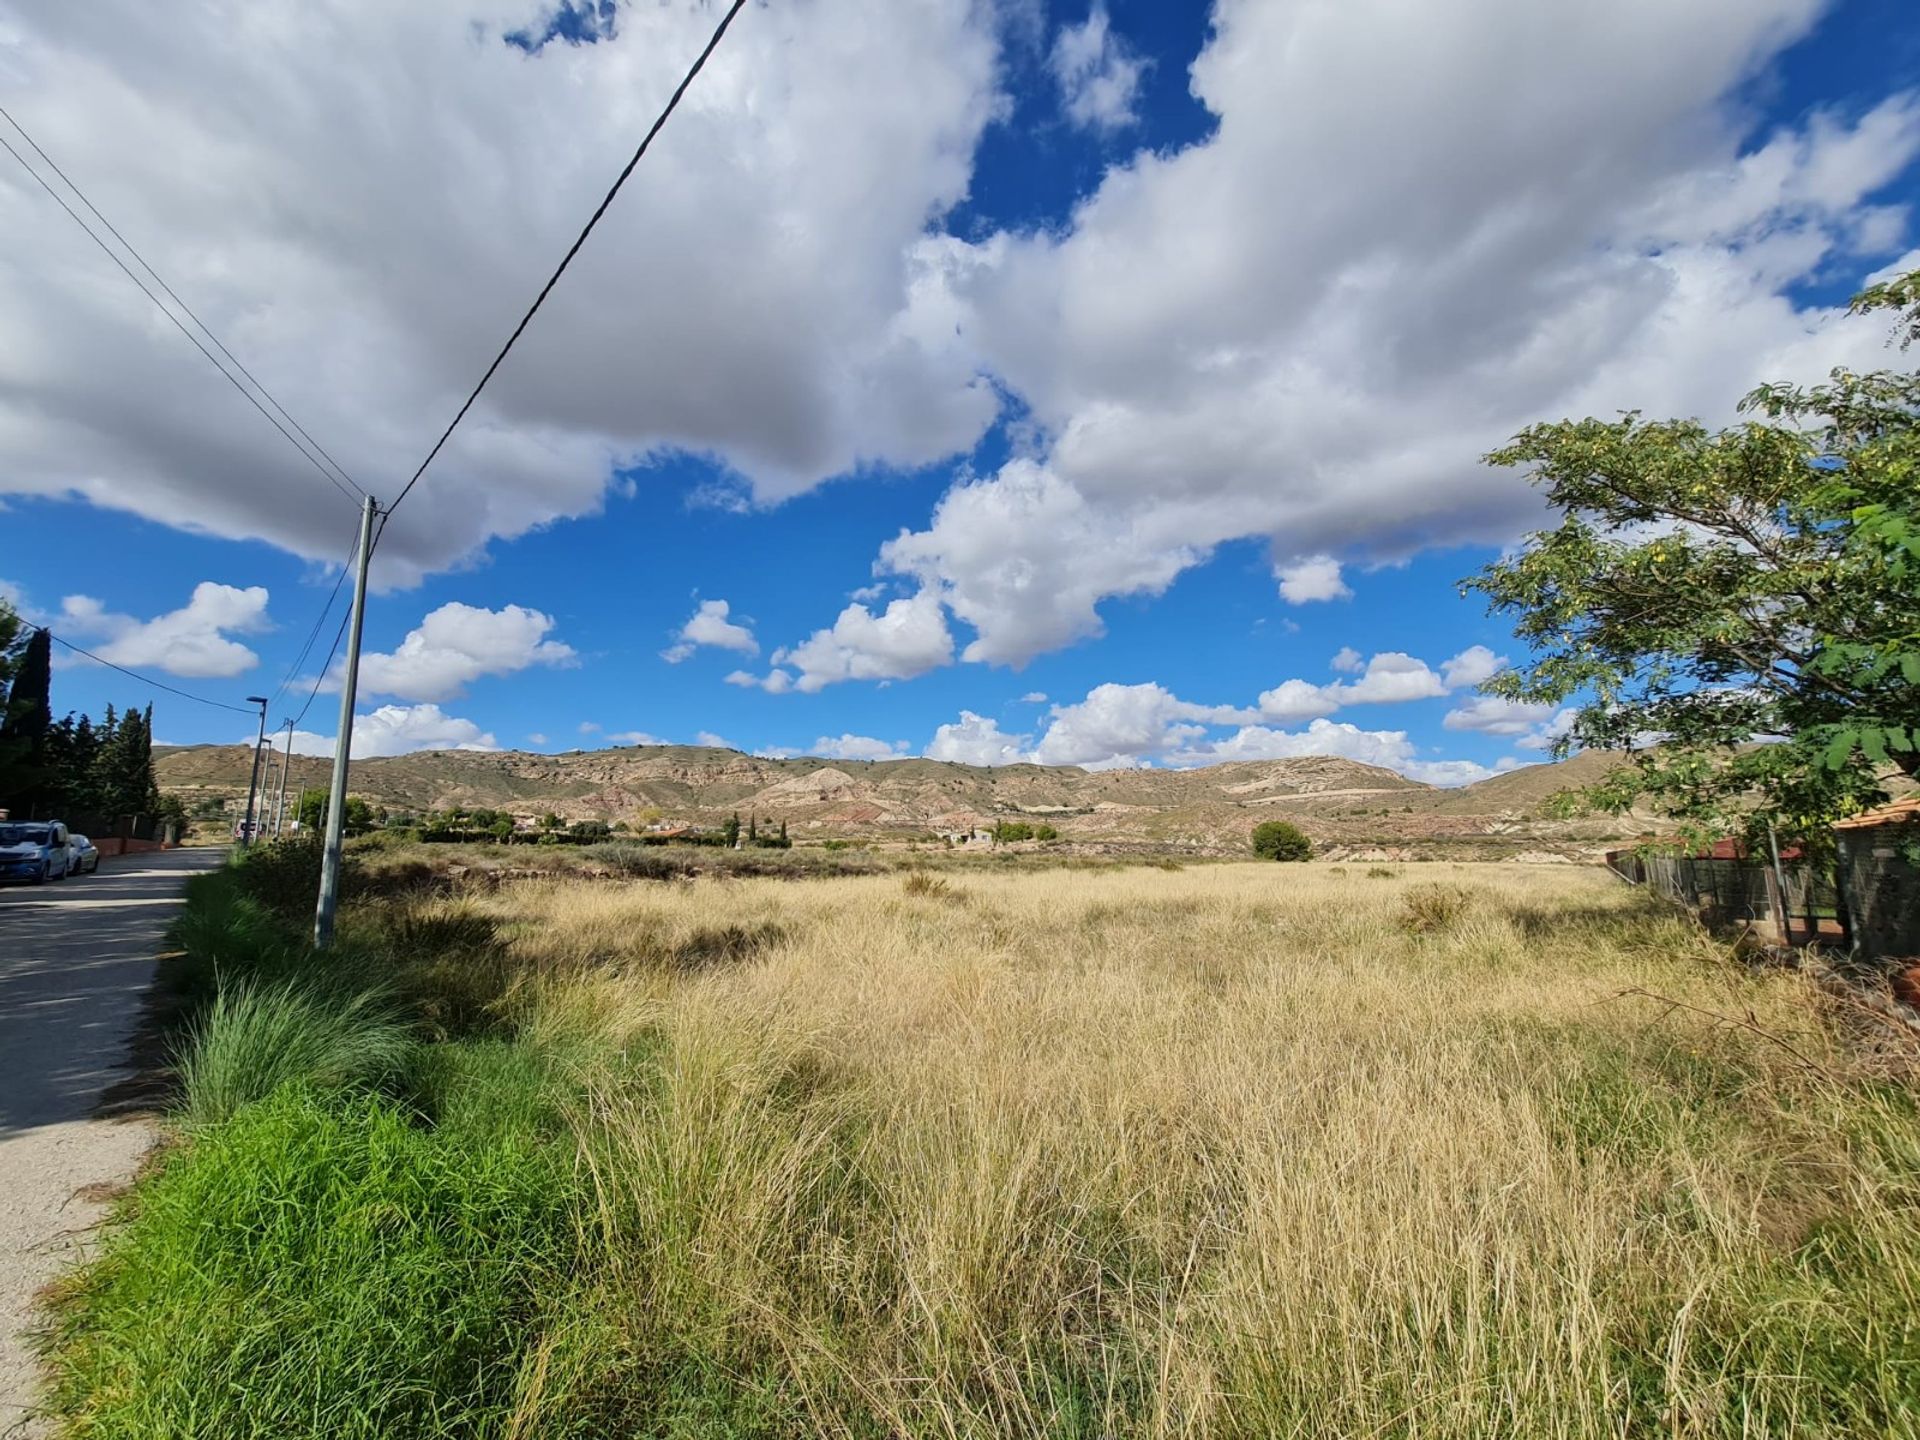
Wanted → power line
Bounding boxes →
[0,106,367,505]
[378,0,746,534]
[0,124,366,511]
[287,608,353,732]
[266,543,357,716]
[42,630,259,716]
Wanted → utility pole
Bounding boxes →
[240,695,270,847]
[274,719,295,837]
[314,494,377,949]
[1764,818,1795,947]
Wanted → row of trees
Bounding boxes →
[723,812,791,848]
[0,621,177,824]
[990,820,1058,843]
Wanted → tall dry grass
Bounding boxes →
[471,864,1916,1435]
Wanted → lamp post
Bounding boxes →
[240,695,270,848]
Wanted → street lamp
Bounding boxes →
[241,696,270,848]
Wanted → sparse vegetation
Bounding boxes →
[43,855,1920,1437]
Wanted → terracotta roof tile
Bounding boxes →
[1834,796,1920,831]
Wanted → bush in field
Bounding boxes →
[901,870,962,903]
[1401,883,1473,934]
[176,983,414,1126]
[992,821,1034,843]
[1251,820,1312,861]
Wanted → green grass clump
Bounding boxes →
[46,1084,588,1440]
[176,982,415,1126]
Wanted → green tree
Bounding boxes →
[296,788,329,830]
[295,788,373,835]
[1466,268,1920,846]
[342,797,375,836]
[68,714,104,812]
[152,792,189,836]
[1251,820,1312,861]
[723,811,741,848]
[538,812,561,834]
[0,626,52,814]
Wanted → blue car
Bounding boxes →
[0,821,72,885]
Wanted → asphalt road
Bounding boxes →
[0,846,224,1436]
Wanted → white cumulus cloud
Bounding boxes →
[348,602,574,701]
[755,589,954,693]
[0,0,1005,581]
[762,734,911,762]
[662,599,757,663]
[856,0,1920,671]
[1275,556,1352,605]
[59,582,270,678]
[1028,682,1252,768]
[1049,3,1146,132]
[1440,645,1506,690]
[279,702,497,758]
[926,710,1034,767]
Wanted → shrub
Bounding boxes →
[901,870,961,902]
[1251,820,1313,861]
[1401,883,1473,934]
[582,842,697,880]
[1366,866,1399,878]
[175,983,414,1127]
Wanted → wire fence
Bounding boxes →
[1609,820,1918,963]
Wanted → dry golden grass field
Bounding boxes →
[50,856,1920,1439]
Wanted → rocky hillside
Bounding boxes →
[158,742,1645,858]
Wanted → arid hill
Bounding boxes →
[157,742,1646,858]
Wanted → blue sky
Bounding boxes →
[3,0,1918,781]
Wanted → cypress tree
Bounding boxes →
[0,627,53,814]
[139,704,158,813]
[99,702,151,817]
[70,714,102,813]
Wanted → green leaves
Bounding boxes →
[1467,267,1920,844]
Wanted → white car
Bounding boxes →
[68,833,101,875]
[0,821,72,885]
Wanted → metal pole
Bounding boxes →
[239,696,269,848]
[314,494,377,949]
[274,720,295,837]
[1765,819,1794,947]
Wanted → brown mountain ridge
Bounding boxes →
[156,742,1641,858]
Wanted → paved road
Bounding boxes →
[0,847,225,1437]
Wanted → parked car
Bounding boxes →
[0,821,72,885]
[68,833,101,875]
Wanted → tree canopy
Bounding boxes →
[1251,820,1312,862]
[1468,269,1920,845]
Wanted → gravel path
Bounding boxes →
[0,847,224,1437]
